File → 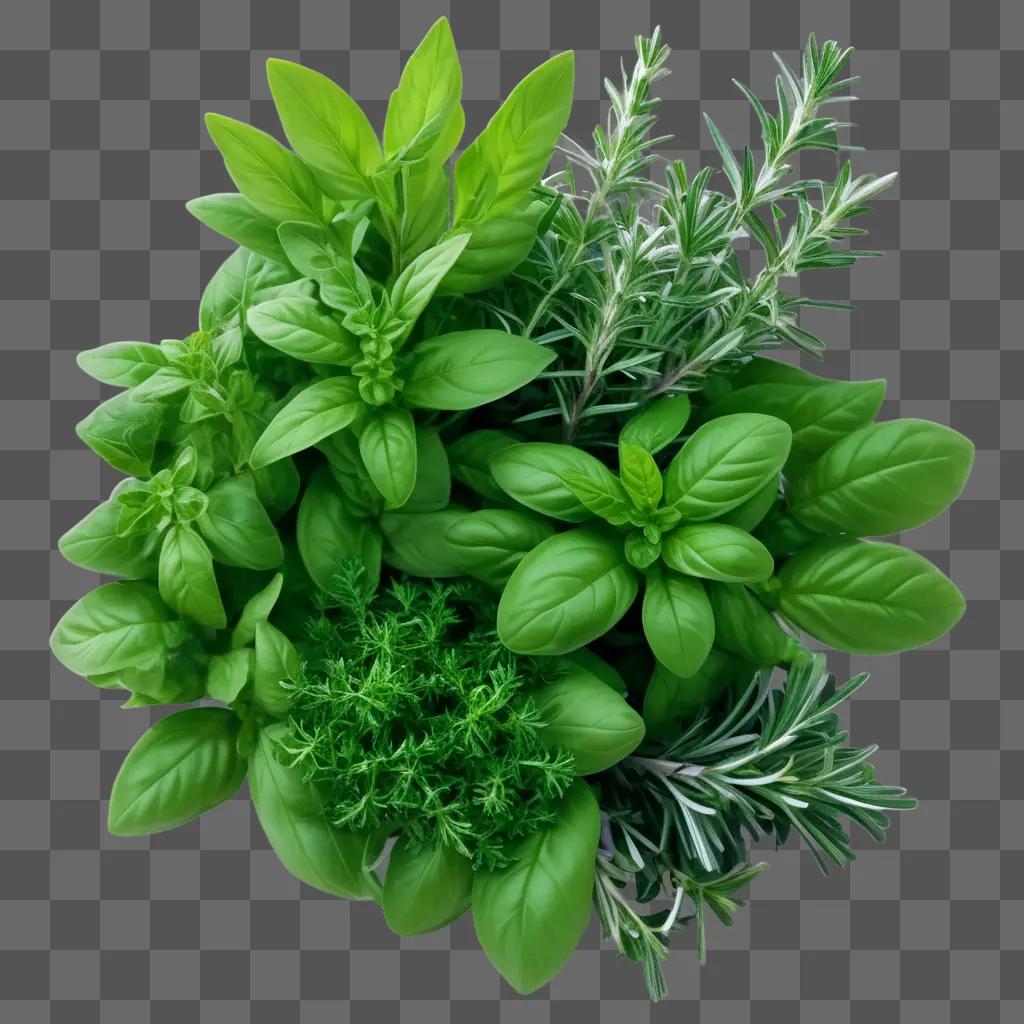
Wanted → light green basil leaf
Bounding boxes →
[717,474,778,533]
[158,525,226,628]
[200,247,307,334]
[704,379,886,473]
[642,569,715,678]
[533,664,645,774]
[386,234,470,344]
[358,406,418,509]
[186,193,288,262]
[664,413,792,521]
[776,537,966,655]
[662,523,775,583]
[76,341,167,389]
[403,330,554,411]
[249,376,361,469]
[231,573,284,649]
[382,836,473,936]
[447,429,520,502]
[248,296,359,365]
[642,648,742,741]
[446,508,554,586]
[454,51,574,223]
[76,390,164,478]
[472,779,599,994]
[497,528,638,655]
[197,475,284,570]
[207,648,253,704]
[490,442,615,523]
[619,395,692,454]
[707,583,793,668]
[618,441,663,513]
[205,112,324,224]
[254,621,298,718]
[405,428,451,512]
[297,467,383,591]
[108,708,245,836]
[788,418,975,537]
[380,507,466,578]
[561,469,633,527]
[249,725,384,900]
[50,581,178,678]
[266,58,382,199]
[59,497,161,578]
[383,17,462,162]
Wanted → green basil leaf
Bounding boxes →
[405,428,451,512]
[76,390,164,478]
[728,355,831,390]
[776,537,966,655]
[497,528,638,655]
[276,220,373,314]
[618,441,663,513]
[254,621,298,718]
[382,836,473,936]
[707,582,793,668]
[76,341,167,389]
[108,708,245,836]
[561,650,627,695]
[298,467,383,591]
[249,459,301,521]
[186,193,288,262]
[158,525,227,628]
[662,523,775,583]
[716,474,778,533]
[50,581,178,677]
[318,429,383,518]
[383,17,462,162]
[204,112,325,224]
[561,470,633,526]
[472,779,599,994]
[642,569,715,678]
[266,58,382,199]
[448,429,520,502]
[454,51,575,223]
[704,379,886,473]
[231,573,284,649]
[358,406,418,509]
[642,648,742,740]
[59,497,160,578]
[380,507,466,578]
[249,725,384,900]
[490,442,615,523]
[402,330,554,411]
[788,419,975,537]
[437,201,545,295]
[197,475,284,571]
[446,508,554,587]
[386,234,470,344]
[248,296,360,365]
[533,664,645,774]
[207,649,253,704]
[200,247,308,334]
[664,413,792,521]
[250,376,361,469]
[619,395,692,454]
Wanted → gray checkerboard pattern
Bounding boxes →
[0,0,1020,1019]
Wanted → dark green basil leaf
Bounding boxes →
[358,406,418,509]
[560,649,627,695]
[707,582,793,668]
[446,508,554,586]
[642,569,715,678]
[533,664,645,774]
[662,523,774,583]
[108,708,245,836]
[776,537,966,655]
[249,725,384,900]
[447,429,520,502]
[716,474,778,533]
[186,193,288,262]
[497,528,638,655]
[788,419,975,537]
[198,475,284,570]
[76,341,167,389]
[402,330,554,410]
[382,836,473,936]
[619,395,692,454]
[642,648,743,740]
[405,428,451,512]
[472,779,599,994]
[318,429,384,518]
[158,525,227,628]
[664,413,791,521]
[254,621,298,718]
[380,507,467,577]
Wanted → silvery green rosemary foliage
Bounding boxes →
[490,33,894,441]
[279,562,575,870]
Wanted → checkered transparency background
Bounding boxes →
[0,0,1020,1020]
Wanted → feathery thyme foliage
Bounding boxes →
[279,561,575,869]
[486,33,894,441]
[594,653,913,998]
